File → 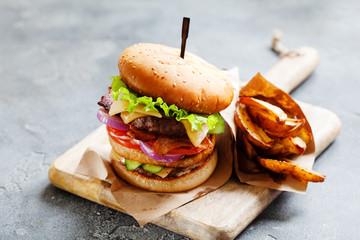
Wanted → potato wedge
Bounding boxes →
[298,127,312,144]
[240,130,257,160]
[235,104,273,149]
[260,141,284,156]
[247,107,278,129]
[248,107,305,138]
[254,123,273,144]
[236,130,264,173]
[265,118,305,138]
[240,97,287,123]
[291,165,326,183]
[257,156,325,182]
[277,136,307,156]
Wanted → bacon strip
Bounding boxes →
[152,136,213,156]
[128,126,158,141]
[97,88,113,111]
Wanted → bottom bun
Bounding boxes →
[111,148,218,192]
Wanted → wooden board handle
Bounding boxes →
[264,46,320,93]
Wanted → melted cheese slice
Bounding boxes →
[181,120,209,147]
[109,100,208,148]
[121,112,148,124]
[153,167,174,178]
[109,100,162,118]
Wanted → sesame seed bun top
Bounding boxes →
[118,43,234,114]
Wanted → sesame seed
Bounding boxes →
[132,76,135,79]
[173,82,177,87]
[180,97,183,102]
[132,66,136,69]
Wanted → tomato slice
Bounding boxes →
[147,137,211,156]
[107,126,140,149]
[167,147,203,155]
[167,137,212,155]
[107,126,128,136]
[170,136,213,155]
[107,126,211,155]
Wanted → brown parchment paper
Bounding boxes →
[233,73,316,193]
[74,93,235,225]
[71,66,315,226]
[75,124,233,225]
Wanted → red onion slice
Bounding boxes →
[139,141,183,163]
[97,109,129,131]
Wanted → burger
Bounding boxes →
[97,43,233,192]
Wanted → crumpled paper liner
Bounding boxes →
[73,68,243,225]
[75,109,234,226]
[233,73,316,193]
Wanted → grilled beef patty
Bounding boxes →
[98,92,187,137]
[129,116,187,137]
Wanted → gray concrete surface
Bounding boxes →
[0,0,359,239]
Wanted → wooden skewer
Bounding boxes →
[180,17,190,59]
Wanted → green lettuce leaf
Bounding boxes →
[111,76,127,92]
[110,76,222,132]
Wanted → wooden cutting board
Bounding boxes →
[48,46,341,239]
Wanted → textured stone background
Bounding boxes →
[0,0,359,239]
